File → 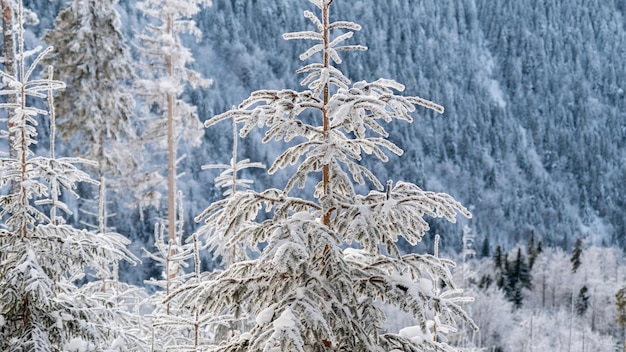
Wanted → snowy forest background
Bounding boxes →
[1,0,625,351]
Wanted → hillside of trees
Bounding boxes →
[17,0,625,255]
[1,0,625,350]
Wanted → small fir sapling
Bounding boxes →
[142,192,218,350]
[169,0,477,351]
[199,119,265,266]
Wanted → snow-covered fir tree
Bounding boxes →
[135,0,212,242]
[1,0,37,196]
[0,3,141,349]
[42,0,137,180]
[200,119,265,266]
[170,0,476,350]
[42,0,139,234]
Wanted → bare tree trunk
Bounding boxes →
[166,15,176,246]
[2,0,18,195]
[321,2,330,227]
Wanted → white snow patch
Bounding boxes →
[273,308,297,330]
[486,78,507,108]
[418,277,434,294]
[296,287,305,299]
[477,50,507,108]
[399,325,425,344]
[64,338,95,352]
[256,303,277,326]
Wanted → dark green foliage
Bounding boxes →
[571,237,583,273]
[480,236,491,258]
[502,249,531,308]
[478,274,493,290]
[493,245,503,270]
[575,285,589,316]
[527,231,538,269]
[492,246,532,308]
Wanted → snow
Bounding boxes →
[273,308,297,330]
[256,304,277,326]
[64,338,94,352]
[1,0,624,351]
[398,325,425,343]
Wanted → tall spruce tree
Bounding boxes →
[42,0,138,233]
[0,2,140,349]
[170,0,476,350]
[43,0,136,181]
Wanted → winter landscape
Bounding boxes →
[0,0,625,351]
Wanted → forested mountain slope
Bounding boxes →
[190,0,626,250]
[22,0,626,255]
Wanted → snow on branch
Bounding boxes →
[283,30,323,41]
[336,181,471,256]
[206,89,323,138]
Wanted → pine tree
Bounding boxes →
[571,237,583,273]
[135,0,212,243]
[480,236,491,258]
[527,230,537,269]
[502,248,531,308]
[575,285,589,317]
[170,1,476,350]
[493,245,506,289]
[493,245,503,270]
[42,0,137,181]
[0,3,141,349]
[515,248,532,291]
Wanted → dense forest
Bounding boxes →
[17,0,626,256]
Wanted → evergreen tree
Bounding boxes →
[527,230,537,269]
[493,245,503,270]
[171,0,476,350]
[493,245,506,289]
[571,237,583,273]
[135,0,212,242]
[42,0,137,181]
[1,0,36,196]
[575,285,589,317]
[0,3,140,349]
[480,236,491,258]
[514,248,532,290]
[503,248,531,308]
